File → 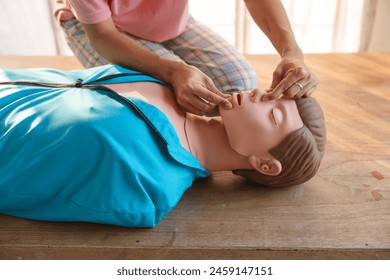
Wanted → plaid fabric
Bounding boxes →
[60,17,257,92]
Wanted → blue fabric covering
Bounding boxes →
[0,65,209,227]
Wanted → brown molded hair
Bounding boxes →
[233,97,326,187]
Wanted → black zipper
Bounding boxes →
[0,73,169,145]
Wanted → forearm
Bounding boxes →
[244,0,302,58]
[82,18,232,115]
[82,19,184,84]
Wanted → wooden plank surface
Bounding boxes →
[0,53,389,259]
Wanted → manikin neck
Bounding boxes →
[184,114,252,172]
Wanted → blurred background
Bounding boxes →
[0,0,389,56]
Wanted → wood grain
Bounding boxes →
[0,53,389,259]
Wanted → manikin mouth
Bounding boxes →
[237,93,242,105]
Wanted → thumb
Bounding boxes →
[265,68,284,100]
[204,80,232,109]
[269,67,283,91]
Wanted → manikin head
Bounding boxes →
[220,88,326,187]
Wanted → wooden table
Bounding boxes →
[0,53,389,259]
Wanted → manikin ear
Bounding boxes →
[248,155,282,176]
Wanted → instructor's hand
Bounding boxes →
[264,55,319,100]
[170,64,232,115]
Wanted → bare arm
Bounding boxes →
[244,0,318,99]
[83,18,232,115]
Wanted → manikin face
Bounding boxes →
[219,88,304,159]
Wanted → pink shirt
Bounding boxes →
[55,0,189,43]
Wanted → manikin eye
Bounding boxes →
[271,108,283,125]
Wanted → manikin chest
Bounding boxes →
[107,82,190,152]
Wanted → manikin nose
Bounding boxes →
[249,89,269,102]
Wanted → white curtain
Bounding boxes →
[0,0,387,55]
[189,0,366,54]
[230,0,365,54]
[0,0,71,55]
[359,0,390,51]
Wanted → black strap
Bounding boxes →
[0,79,168,145]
